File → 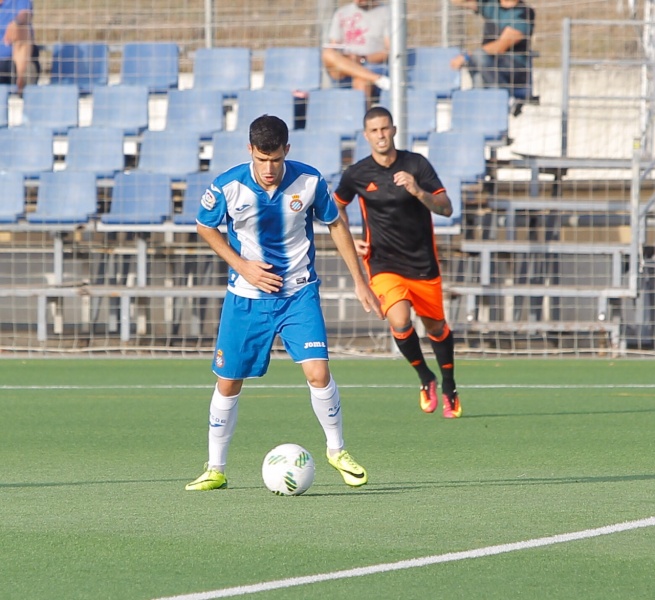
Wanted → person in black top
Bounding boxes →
[334,106,462,418]
[450,0,535,96]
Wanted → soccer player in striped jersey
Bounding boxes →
[185,115,383,491]
[334,106,462,418]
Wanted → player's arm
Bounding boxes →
[393,171,453,217]
[364,35,390,65]
[196,224,283,294]
[482,25,525,55]
[327,216,383,319]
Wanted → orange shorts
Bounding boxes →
[369,272,445,321]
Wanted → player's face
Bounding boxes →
[249,144,289,190]
[364,115,397,157]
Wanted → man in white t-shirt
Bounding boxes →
[322,0,390,105]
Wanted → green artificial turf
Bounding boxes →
[1,358,654,599]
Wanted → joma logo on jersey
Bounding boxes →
[289,195,303,212]
[304,341,326,349]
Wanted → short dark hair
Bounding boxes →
[364,106,394,128]
[249,115,289,153]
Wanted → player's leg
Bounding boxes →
[280,285,367,486]
[412,277,462,418]
[371,273,438,413]
[186,293,276,490]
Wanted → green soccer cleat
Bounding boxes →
[327,449,368,487]
[185,464,228,491]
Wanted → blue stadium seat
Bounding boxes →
[427,130,486,185]
[378,88,438,142]
[450,88,510,142]
[91,85,149,136]
[406,46,462,98]
[65,126,125,178]
[165,89,224,140]
[137,130,200,179]
[0,84,9,128]
[263,47,321,92]
[288,130,343,188]
[50,43,109,94]
[0,171,25,223]
[121,42,179,93]
[174,171,215,226]
[101,172,172,225]
[193,47,251,94]
[0,127,54,176]
[431,172,462,228]
[353,130,370,163]
[234,90,295,132]
[27,172,98,224]
[305,89,366,139]
[21,84,79,134]
[209,130,251,174]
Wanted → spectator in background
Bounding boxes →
[0,0,38,94]
[322,0,391,106]
[449,0,535,98]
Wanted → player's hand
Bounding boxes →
[393,171,420,197]
[355,281,384,320]
[240,260,283,293]
[354,239,370,258]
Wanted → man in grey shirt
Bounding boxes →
[322,0,390,106]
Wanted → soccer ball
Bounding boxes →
[262,443,315,496]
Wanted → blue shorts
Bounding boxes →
[211,284,329,380]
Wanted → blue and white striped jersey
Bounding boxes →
[196,160,338,299]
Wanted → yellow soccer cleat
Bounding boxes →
[185,464,228,491]
[327,449,368,487]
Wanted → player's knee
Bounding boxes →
[390,322,413,339]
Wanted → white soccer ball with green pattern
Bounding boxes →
[262,443,315,496]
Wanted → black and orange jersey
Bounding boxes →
[334,150,446,280]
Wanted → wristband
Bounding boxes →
[462,52,471,65]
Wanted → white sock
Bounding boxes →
[207,385,239,472]
[308,375,344,453]
[376,75,391,90]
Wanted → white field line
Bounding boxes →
[151,517,655,600]
[3,383,655,390]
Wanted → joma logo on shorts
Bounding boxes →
[304,341,326,349]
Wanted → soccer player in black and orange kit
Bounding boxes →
[334,106,462,418]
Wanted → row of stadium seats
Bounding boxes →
[0,164,462,229]
[1,82,509,142]
[41,43,464,97]
[0,85,507,180]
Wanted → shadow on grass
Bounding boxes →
[3,473,654,492]
[407,472,655,489]
[0,477,188,489]
[465,408,655,419]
